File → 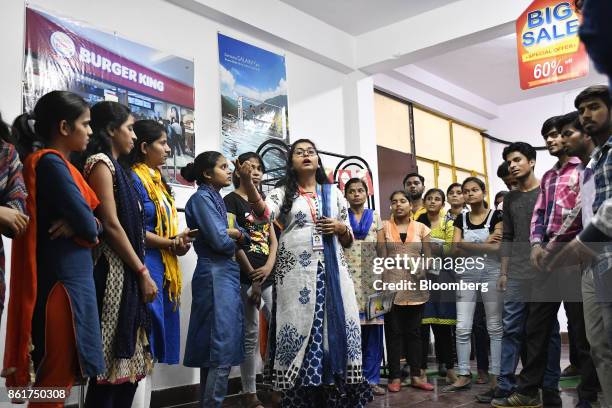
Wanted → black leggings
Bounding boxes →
[421,324,455,370]
[384,304,424,379]
[85,379,139,408]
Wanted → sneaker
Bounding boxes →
[561,364,581,378]
[575,400,593,408]
[475,388,496,403]
[491,393,542,408]
[542,388,562,407]
[476,388,510,403]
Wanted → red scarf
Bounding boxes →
[3,150,99,387]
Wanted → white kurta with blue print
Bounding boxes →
[263,185,364,390]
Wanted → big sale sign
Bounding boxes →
[516,0,589,90]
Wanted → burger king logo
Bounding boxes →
[50,31,76,58]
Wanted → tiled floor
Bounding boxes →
[168,346,590,407]
[218,377,581,408]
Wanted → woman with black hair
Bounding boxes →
[443,177,503,393]
[82,101,157,407]
[417,188,457,385]
[224,151,277,408]
[181,151,249,407]
[237,139,373,407]
[128,120,192,407]
[382,190,434,392]
[343,177,386,396]
[3,91,105,406]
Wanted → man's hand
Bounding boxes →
[530,245,548,271]
[545,238,596,271]
[497,274,508,292]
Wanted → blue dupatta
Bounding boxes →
[349,208,374,240]
[321,183,348,381]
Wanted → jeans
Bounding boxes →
[200,366,231,407]
[583,268,612,406]
[498,278,561,392]
[455,264,503,376]
[240,284,273,394]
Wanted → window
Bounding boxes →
[413,105,489,203]
[374,92,411,153]
[373,89,490,203]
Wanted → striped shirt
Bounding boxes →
[530,156,582,244]
[0,141,27,319]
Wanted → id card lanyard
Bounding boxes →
[299,184,324,251]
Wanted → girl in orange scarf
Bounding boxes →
[3,91,105,407]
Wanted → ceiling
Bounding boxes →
[413,34,608,105]
[279,0,462,35]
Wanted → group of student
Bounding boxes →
[0,91,190,408]
[0,89,610,408]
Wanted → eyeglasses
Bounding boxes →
[293,149,318,157]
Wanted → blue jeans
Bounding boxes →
[200,366,231,407]
[498,279,561,392]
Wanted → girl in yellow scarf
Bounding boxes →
[127,120,192,405]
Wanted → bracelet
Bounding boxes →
[137,265,148,275]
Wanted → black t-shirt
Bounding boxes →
[223,191,273,286]
[453,209,503,237]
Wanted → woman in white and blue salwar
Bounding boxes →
[237,139,373,407]
[181,151,250,408]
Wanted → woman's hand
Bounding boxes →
[249,283,262,309]
[235,159,253,185]
[249,263,273,281]
[316,216,346,236]
[172,228,192,256]
[486,231,502,244]
[0,207,29,237]
[138,268,159,303]
[227,228,242,240]
[49,219,75,240]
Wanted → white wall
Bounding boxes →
[0,0,357,398]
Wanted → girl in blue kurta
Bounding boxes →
[129,120,191,363]
[129,120,192,407]
[181,151,249,408]
[5,91,105,406]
